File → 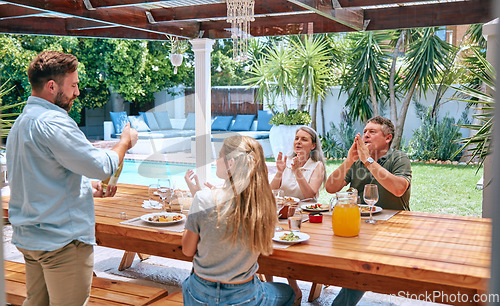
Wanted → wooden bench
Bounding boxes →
[4,260,170,305]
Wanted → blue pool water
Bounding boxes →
[117,159,222,190]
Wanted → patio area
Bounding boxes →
[2,148,447,306]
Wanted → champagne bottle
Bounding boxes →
[101,162,124,195]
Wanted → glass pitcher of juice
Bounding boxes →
[332,190,360,237]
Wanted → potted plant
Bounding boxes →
[268,109,311,157]
[169,36,188,74]
[245,38,325,158]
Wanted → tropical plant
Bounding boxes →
[245,35,334,128]
[390,27,454,149]
[340,31,392,121]
[320,111,358,159]
[451,47,494,167]
[407,104,463,161]
[291,35,334,130]
[0,79,25,148]
[268,109,311,126]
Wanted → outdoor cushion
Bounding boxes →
[257,110,273,131]
[143,112,161,131]
[183,113,195,130]
[128,115,150,132]
[109,111,129,134]
[153,111,173,130]
[230,114,256,131]
[211,116,233,131]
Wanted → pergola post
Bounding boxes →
[482,19,498,218]
[190,38,214,184]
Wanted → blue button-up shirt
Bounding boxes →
[6,96,119,251]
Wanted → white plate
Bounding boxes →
[358,205,383,215]
[140,212,186,225]
[301,203,330,212]
[272,231,310,244]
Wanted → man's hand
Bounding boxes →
[275,152,288,173]
[92,181,117,198]
[121,123,138,149]
[346,133,360,164]
[356,133,371,164]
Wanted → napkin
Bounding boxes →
[142,200,162,209]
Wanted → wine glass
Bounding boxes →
[364,184,379,224]
[158,178,173,212]
[148,183,161,209]
[272,189,284,231]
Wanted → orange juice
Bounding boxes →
[332,203,360,237]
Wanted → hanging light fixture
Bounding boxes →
[226,0,254,62]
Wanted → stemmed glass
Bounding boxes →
[158,178,173,212]
[364,184,379,224]
[272,189,284,231]
[148,183,161,209]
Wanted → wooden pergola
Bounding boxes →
[0,0,494,40]
[0,1,499,299]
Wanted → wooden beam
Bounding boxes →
[287,0,365,31]
[1,0,194,38]
[364,0,494,31]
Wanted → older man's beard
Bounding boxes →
[54,91,75,112]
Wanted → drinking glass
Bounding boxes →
[272,189,284,231]
[158,178,173,212]
[287,204,303,232]
[363,184,379,224]
[148,184,161,209]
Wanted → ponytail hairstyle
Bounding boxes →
[215,135,276,255]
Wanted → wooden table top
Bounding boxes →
[3,183,491,305]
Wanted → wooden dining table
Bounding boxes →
[2,183,492,305]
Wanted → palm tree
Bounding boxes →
[452,47,494,167]
[340,31,392,122]
[390,27,453,149]
[292,35,334,131]
[0,79,24,148]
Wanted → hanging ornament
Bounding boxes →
[226,0,254,62]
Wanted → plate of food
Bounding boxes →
[358,204,383,215]
[140,212,186,225]
[273,231,310,244]
[301,203,330,212]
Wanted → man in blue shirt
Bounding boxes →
[6,51,138,305]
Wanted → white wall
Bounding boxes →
[314,86,471,144]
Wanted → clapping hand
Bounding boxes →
[290,156,301,173]
[184,170,216,196]
[275,152,288,173]
[356,133,370,164]
[346,133,361,164]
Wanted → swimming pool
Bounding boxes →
[117,159,222,190]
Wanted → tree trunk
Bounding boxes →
[389,30,406,124]
[320,99,325,135]
[368,76,379,117]
[310,99,317,131]
[392,79,417,150]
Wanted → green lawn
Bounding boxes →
[315,160,484,217]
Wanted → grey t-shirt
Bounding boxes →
[185,188,259,283]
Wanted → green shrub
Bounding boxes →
[269,109,311,125]
[320,112,357,159]
[407,106,463,161]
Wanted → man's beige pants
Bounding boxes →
[17,240,94,306]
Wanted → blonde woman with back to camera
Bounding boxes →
[182,135,295,305]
